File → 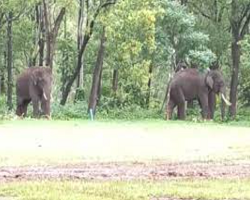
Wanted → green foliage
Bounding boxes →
[0,96,15,120]
[157,0,212,65]
[51,101,89,120]
[97,104,161,120]
[188,49,216,68]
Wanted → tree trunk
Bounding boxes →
[0,52,6,95]
[97,68,103,104]
[60,33,90,105]
[74,0,85,102]
[38,4,45,66]
[229,0,241,119]
[220,96,226,121]
[30,5,39,67]
[88,29,106,114]
[112,69,118,93]
[0,74,2,95]
[60,1,116,105]
[6,12,13,110]
[229,37,240,118]
[76,0,84,88]
[42,0,65,68]
[60,12,69,96]
[146,62,153,108]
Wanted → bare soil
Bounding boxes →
[1,161,250,182]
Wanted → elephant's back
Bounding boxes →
[170,68,205,100]
[172,68,201,85]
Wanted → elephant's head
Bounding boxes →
[31,67,52,101]
[205,69,231,106]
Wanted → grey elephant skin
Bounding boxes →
[16,66,52,118]
[166,68,231,120]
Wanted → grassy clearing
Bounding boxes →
[0,119,250,166]
[0,179,250,200]
[0,120,250,199]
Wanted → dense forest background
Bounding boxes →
[1,0,250,121]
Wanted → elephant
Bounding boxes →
[166,68,231,120]
[160,62,188,113]
[16,66,52,118]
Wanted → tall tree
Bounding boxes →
[60,0,117,105]
[6,12,13,110]
[42,0,66,68]
[37,3,45,66]
[229,0,250,118]
[88,28,106,114]
[76,0,85,89]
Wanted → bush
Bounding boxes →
[51,101,89,120]
[97,104,162,120]
[1,94,250,123]
[0,96,16,120]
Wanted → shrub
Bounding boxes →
[51,101,89,120]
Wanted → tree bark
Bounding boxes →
[60,14,69,97]
[76,0,85,88]
[7,12,13,110]
[60,34,90,105]
[0,74,2,95]
[146,62,153,108]
[228,0,242,119]
[0,52,6,95]
[228,1,250,119]
[42,0,65,68]
[38,4,45,66]
[229,36,240,118]
[97,68,103,103]
[88,28,106,114]
[112,69,118,92]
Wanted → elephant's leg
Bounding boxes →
[166,99,176,120]
[177,102,186,120]
[32,97,40,118]
[208,91,216,119]
[22,99,31,117]
[16,97,24,116]
[41,99,50,118]
[174,89,186,120]
[16,105,24,116]
[199,94,209,119]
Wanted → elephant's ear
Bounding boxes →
[206,75,214,89]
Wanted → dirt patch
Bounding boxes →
[1,161,250,182]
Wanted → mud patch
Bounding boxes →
[1,161,250,182]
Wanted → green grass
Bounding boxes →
[0,120,250,199]
[0,179,250,200]
[1,119,250,166]
[0,117,250,129]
